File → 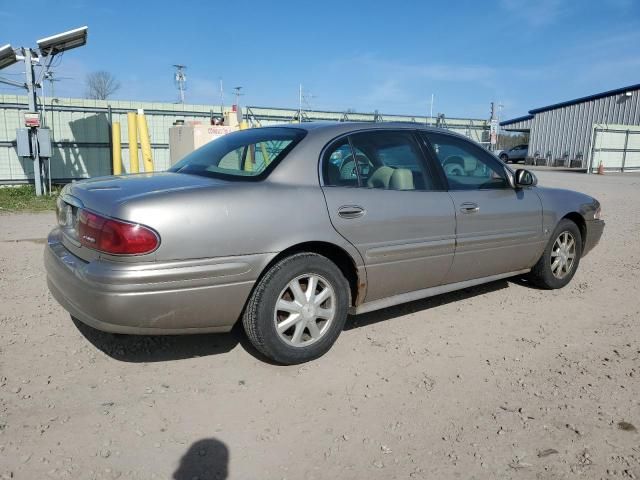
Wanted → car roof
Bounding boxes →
[266,121,470,140]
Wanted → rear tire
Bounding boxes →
[528,219,582,289]
[242,253,350,365]
[500,153,509,163]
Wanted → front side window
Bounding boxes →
[323,131,435,191]
[423,132,509,190]
[169,127,306,179]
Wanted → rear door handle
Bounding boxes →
[338,205,365,219]
[460,202,479,214]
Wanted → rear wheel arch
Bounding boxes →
[256,241,362,307]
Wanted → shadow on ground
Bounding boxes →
[74,278,515,363]
[173,438,229,480]
[72,318,244,363]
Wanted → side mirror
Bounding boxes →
[515,169,537,187]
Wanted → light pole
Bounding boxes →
[0,27,88,196]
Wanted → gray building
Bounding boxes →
[501,83,640,172]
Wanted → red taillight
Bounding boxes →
[77,210,159,255]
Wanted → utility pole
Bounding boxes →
[23,48,43,195]
[173,64,187,105]
[428,93,435,125]
[219,78,224,115]
[299,84,303,122]
[296,84,316,122]
[0,26,88,196]
[489,101,498,151]
[233,86,243,124]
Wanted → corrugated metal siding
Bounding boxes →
[0,95,488,182]
[528,87,640,166]
[501,117,533,131]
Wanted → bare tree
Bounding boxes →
[85,71,121,100]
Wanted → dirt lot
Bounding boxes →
[1,171,639,479]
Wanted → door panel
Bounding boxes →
[421,131,544,284]
[445,188,544,283]
[322,187,456,301]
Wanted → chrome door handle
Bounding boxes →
[460,202,479,214]
[338,205,365,219]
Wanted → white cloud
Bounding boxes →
[352,55,498,85]
[359,78,406,106]
[499,0,568,27]
[329,55,503,115]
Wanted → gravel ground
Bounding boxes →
[1,171,639,480]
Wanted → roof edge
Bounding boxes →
[528,83,640,114]
[500,114,534,126]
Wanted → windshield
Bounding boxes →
[169,127,307,179]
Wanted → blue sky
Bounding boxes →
[0,0,638,120]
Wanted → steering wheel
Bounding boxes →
[339,154,371,180]
[339,157,357,179]
[442,155,465,176]
[444,162,464,176]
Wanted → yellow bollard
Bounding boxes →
[240,120,249,130]
[137,109,154,172]
[259,142,270,167]
[127,112,139,173]
[112,121,122,175]
[244,143,255,172]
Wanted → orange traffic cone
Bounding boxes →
[597,161,605,175]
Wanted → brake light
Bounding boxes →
[77,210,159,255]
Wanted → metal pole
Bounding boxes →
[219,78,224,115]
[107,105,113,173]
[24,48,43,196]
[588,129,598,174]
[299,84,302,122]
[430,93,434,125]
[41,70,51,194]
[621,129,629,172]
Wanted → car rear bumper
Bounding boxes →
[45,228,273,334]
[583,219,604,257]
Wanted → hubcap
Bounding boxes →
[273,274,336,347]
[550,231,576,279]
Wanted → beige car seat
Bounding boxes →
[367,166,395,189]
[389,168,415,190]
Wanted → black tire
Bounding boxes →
[242,252,350,365]
[500,153,509,163]
[527,219,582,289]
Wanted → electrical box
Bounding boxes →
[15,127,52,158]
[16,128,31,157]
[169,124,237,165]
[37,128,52,158]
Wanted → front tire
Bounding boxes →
[500,154,509,163]
[242,253,350,364]
[528,219,582,289]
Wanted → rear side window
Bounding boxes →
[323,130,436,191]
[423,132,509,190]
[323,139,359,187]
[169,127,306,179]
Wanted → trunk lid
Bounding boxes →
[57,172,229,261]
[62,172,224,215]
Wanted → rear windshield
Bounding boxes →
[169,127,306,179]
